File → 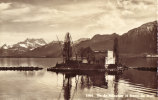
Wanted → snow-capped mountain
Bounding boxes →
[12,38,47,50]
[0,38,47,57]
[1,44,9,49]
[0,21,156,57]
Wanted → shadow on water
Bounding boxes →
[0,58,62,68]
[0,58,157,99]
[51,68,157,100]
[122,69,157,89]
[54,71,122,100]
[120,57,158,68]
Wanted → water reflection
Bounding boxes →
[63,74,72,100]
[0,58,157,68]
[120,58,157,68]
[56,72,122,100]
[53,70,157,100]
[122,69,157,89]
[0,58,157,100]
[0,58,62,68]
[23,70,45,77]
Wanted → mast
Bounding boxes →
[63,32,72,63]
[56,35,64,62]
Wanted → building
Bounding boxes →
[105,50,115,68]
[79,47,116,68]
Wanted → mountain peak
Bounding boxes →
[92,33,119,41]
[16,38,47,49]
[1,44,8,49]
[140,21,157,31]
[141,21,157,27]
[125,20,157,37]
[24,38,46,43]
[74,38,90,45]
[119,20,157,54]
[0,38,47,52]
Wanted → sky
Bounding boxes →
[0,0,157,46]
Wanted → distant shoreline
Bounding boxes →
[0,55,158,58]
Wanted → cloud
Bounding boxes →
[12,15,50,22]
[2,6,30,15]
[0,2,32,23]
[131,0,155,5]
[116,0,156,20]
[0,2,11,10]
[85,0,156,35]
[0,0,157,46]
[11,8,66,23]
[0,2,65,23]
[116,0,156,10]
[85,11,127,34]
[49,24,58,28]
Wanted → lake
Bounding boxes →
[0,58,157,100]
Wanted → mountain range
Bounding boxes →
[119,21,157,55]
[0,21,157,57]
[0,38,47,57]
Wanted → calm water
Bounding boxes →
[0,58,157,100]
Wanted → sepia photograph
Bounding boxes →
[0,0,157,100]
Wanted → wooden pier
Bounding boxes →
[0,66,43,71]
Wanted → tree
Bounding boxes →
[113,37,119,64]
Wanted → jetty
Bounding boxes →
[129,67,157,72]
[0,66,43,71]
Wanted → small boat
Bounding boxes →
[106,64,127,72]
